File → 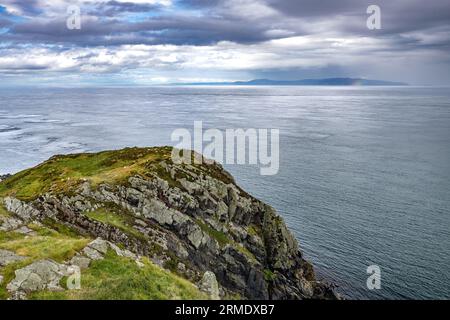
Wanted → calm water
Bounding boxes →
[0,86,449,299]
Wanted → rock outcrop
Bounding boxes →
[0,147,337,300]
[0,249,26,267]
[0,174,11,183]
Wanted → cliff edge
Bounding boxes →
[0,147,337,300]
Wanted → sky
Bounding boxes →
[0,0,449,86]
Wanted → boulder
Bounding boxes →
[199,271,220,300]
[69,255,91,269]
[0,249,26,267]
[7,260,67,295]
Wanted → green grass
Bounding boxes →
[0,224,91,300]
[29,250,207,300]
[0,147,173,201]
[263,269,277,282]
[0,146,242,202]
[0,202,10,217]
[234,243,257,263]
[0,232,90,263]
[85,207,146,241]
[196,219,230,247]
[40,218,83,238]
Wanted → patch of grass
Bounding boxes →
[0,224,90,300]
[38,218,84,238]
[30,250,207,300]
[247,224,261,237]
[263,269,277,282]
[0,235,90,263]
[0,201,10,217]
[0,230,24,243]
[85,208,146,241]
[0,147,173,201]
[234,244,257,263]
[195,219,230,247]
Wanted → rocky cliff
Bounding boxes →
[0,147,337,300]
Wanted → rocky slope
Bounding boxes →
[0,147,337,300]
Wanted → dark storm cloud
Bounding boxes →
[1,0,448,48]
[6,13,283,46]
[1,0,450,84]
[89,1,167,17]
[267,0,450,34]
[0,18,13,28]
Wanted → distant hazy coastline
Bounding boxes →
[172,78,407,86]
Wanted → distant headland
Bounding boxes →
[174,78,407,86]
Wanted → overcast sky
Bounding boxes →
[0,0,449,86]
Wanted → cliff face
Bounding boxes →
[0,147,337,300]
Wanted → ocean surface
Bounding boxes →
[0,86,449,299]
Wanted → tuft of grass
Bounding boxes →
[247,224,261,237]
[29,250,207,300]
[195,219,230,247]
[0,234,90,263]
[263,269,277,282]
[85,208,146,241]
[0,201,10,217]
[234,243,257,263]
[39,218,83,238]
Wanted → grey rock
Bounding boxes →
[87,238,109,254]
[199,271,220,300]
[108,242,137,260]
[3,197,40,222]
[0,249,26,267]
[13,226,37,236]
[7,260,67,295]
[0,174,11,182]
[177,262,186,273]
[0,216,23,232]
[69,255,91,269]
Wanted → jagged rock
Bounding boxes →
[108,242,137,260]
[0,249,26,266]
[13,226,37,236]
[69,255,91,270]
[0,174,11,182]
[0,216,23,231]
[3,197,40,222]
[82,246,104,261]
[7,260,67,295]
[199,271,220,300]
[87,238,109,254]
[177,262,186,273]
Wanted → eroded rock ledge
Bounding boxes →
[0,147,338,300]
